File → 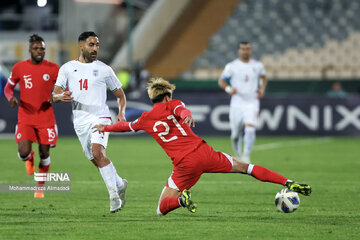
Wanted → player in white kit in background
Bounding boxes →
[52,32,128,213]
[218,42,267,163]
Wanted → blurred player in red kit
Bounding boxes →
[93,78,312,215]
[4,34,60,198]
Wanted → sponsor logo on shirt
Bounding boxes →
[43,74,50,81]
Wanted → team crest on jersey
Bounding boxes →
[43,74,50,81]
[93,70,99,76]
[17,133,21,139]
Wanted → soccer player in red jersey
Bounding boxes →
[4,34,60,198]
[93,78,312,215]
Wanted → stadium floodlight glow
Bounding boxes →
[74,0,122,4]
[37,0,47,7]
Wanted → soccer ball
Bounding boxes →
[275,189,300,213]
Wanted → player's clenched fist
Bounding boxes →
[52,89,73,103]
[61,91,73,102]
[9,97,19,108]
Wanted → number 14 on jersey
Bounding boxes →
[79,79,88,90]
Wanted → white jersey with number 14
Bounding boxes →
[55,60,122,127]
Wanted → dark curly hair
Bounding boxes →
[29,34,44,44]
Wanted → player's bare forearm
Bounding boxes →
[52,86,73,103]
[113,89,127,122]
[258,76,267,99]
[218,78,228,90]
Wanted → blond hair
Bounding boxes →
[147,77,176,103]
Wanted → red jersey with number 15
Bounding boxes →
[8,59,59,127]
[105,99,203,165]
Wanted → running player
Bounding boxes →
[4,34,59,198]
[92,78,311,216]
[52,32,127,213]
[218,41,268,163]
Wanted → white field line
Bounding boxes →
[73,180,247,185]
[0,180,246,185]
[253,137,333,151]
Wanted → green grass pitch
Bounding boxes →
[0,136,359,240]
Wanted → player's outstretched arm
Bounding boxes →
[52,85,73,103]
[92,121,132,133]
[112,89,127,122]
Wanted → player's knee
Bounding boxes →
[231,135,238,141]
[18,151,31,161]
[39,151,49,159]
[18,150,31,159]
[92,150,109,167]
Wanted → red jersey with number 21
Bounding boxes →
[107,99,203,165]
[8,59,59,127]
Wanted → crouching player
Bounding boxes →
[93,78,312,215]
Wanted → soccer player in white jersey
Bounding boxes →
[218,42,268,163]
[52,32,128,213]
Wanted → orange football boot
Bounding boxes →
[34,191,44,198]
[34,184,44,198]
[25,150,35,175]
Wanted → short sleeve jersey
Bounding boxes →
[8,59,59,127]
[129,99,203,165]
[221,59,266,103]
[55,60,122,127]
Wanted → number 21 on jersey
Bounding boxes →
[153,115,187,142]
[79,79,88,90]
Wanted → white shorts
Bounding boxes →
[229,100,259,139]
[74,118,111,160]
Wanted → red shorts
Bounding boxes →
[166,142,233,191]
[15,124,58,147]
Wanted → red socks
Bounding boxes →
[250,165,287,185]
[159,196,181,215]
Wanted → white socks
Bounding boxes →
[40,156,51,166]
[112,165,124,189]
[246,164,254,175]
[99,162,118,198]
[243,126,256,156]
[231,137,242,157]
